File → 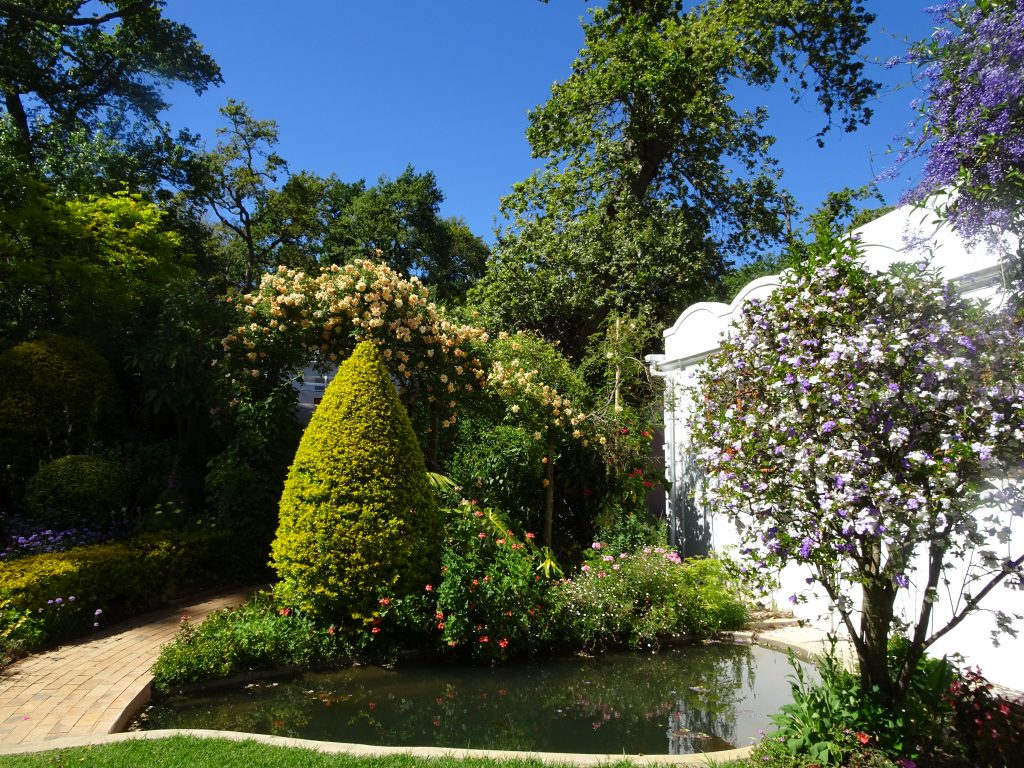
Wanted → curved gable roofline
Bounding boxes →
[663,273,784,340]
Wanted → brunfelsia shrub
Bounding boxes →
[24,454,128,529]
[151,593,349,691]
[549,547,747,650]
[271,341,441,630]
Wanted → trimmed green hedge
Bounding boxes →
[271,341,441,630]
[0,528,250,657]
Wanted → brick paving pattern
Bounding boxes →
[0,589,252,745]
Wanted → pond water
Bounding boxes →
[135,644,809,755]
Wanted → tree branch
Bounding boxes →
[0,1,150,28]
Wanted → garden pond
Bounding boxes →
[134,644,811,755]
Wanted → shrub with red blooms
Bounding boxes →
[946,666,1024,767]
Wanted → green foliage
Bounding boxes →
[271,341,441,629]
[0,528,244,657]
[0,335,122,485]
[550,550,747,651]
[0,735,630,768]
[24,454,127,529]
[448,422,545,527]
[473,0,879,358]
[0,189,187,344]
[428,502,553,661]
[321,166,489,303]
[0,0,220,179]
[150,593,349,692]
[205,383,302,539]
[762,638,961,767]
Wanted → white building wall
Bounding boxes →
[656,203,1023,689]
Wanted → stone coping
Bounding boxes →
[0,728,755,765]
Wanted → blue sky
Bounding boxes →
[163,1,938,251]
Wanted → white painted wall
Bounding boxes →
[655,203,1023,689]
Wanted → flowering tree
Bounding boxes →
[689,231,1024,705]
[891,0,1023,300]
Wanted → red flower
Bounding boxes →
[378,598,391,606]
[498,638,509,649]
[278,607,291,617]
[643,480,653,488]
[425,584,433,592]
[371,626,380,634]
[479,636,489,643]
[855,732,871,745]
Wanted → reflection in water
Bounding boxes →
[136,644,810,754]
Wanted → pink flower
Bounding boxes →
[498,638,509,649]
[425,584,433,592]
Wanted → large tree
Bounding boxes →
[472,0,878,359]
[195,103,488,297]
[0,0,219,185]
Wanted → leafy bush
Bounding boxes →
[0,527,245,657]
[549,548,747,650]
[448,422,545,527]
[270,341,441,630]
[946,665,1024,767]
[427,502,553,661]
[24,454,127,529]
[761,638,962,767]
[151,593,349,691]
[0,335,122,486]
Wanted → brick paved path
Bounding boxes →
[0,588,252,745]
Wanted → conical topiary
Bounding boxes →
[270,340,440,628]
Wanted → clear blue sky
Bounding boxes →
[163,1,937,251]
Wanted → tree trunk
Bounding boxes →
[2,88,34,164]
[859,580,896,702]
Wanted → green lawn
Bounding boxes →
[0,736,749,768]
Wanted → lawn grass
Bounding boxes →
[0,735,751,768]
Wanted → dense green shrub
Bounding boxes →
[0,527,244,658]
[24,454,127,529]
[428,502,553,661]
[549,548,747,650]
[271,341,441,630]
[151,592,349,691]
[448,422,545,526]
[0,335,122,485]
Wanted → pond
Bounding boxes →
[134,644,808,755]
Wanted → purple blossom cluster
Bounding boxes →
[689,237,1024,647]
[0,524,110,561]
[893,0,1024,242]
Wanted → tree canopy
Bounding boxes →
[0,0,220,184]
[472,0,879,358]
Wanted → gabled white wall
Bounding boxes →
[656,202,1022,689]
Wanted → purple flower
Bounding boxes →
[821,420,837,433]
